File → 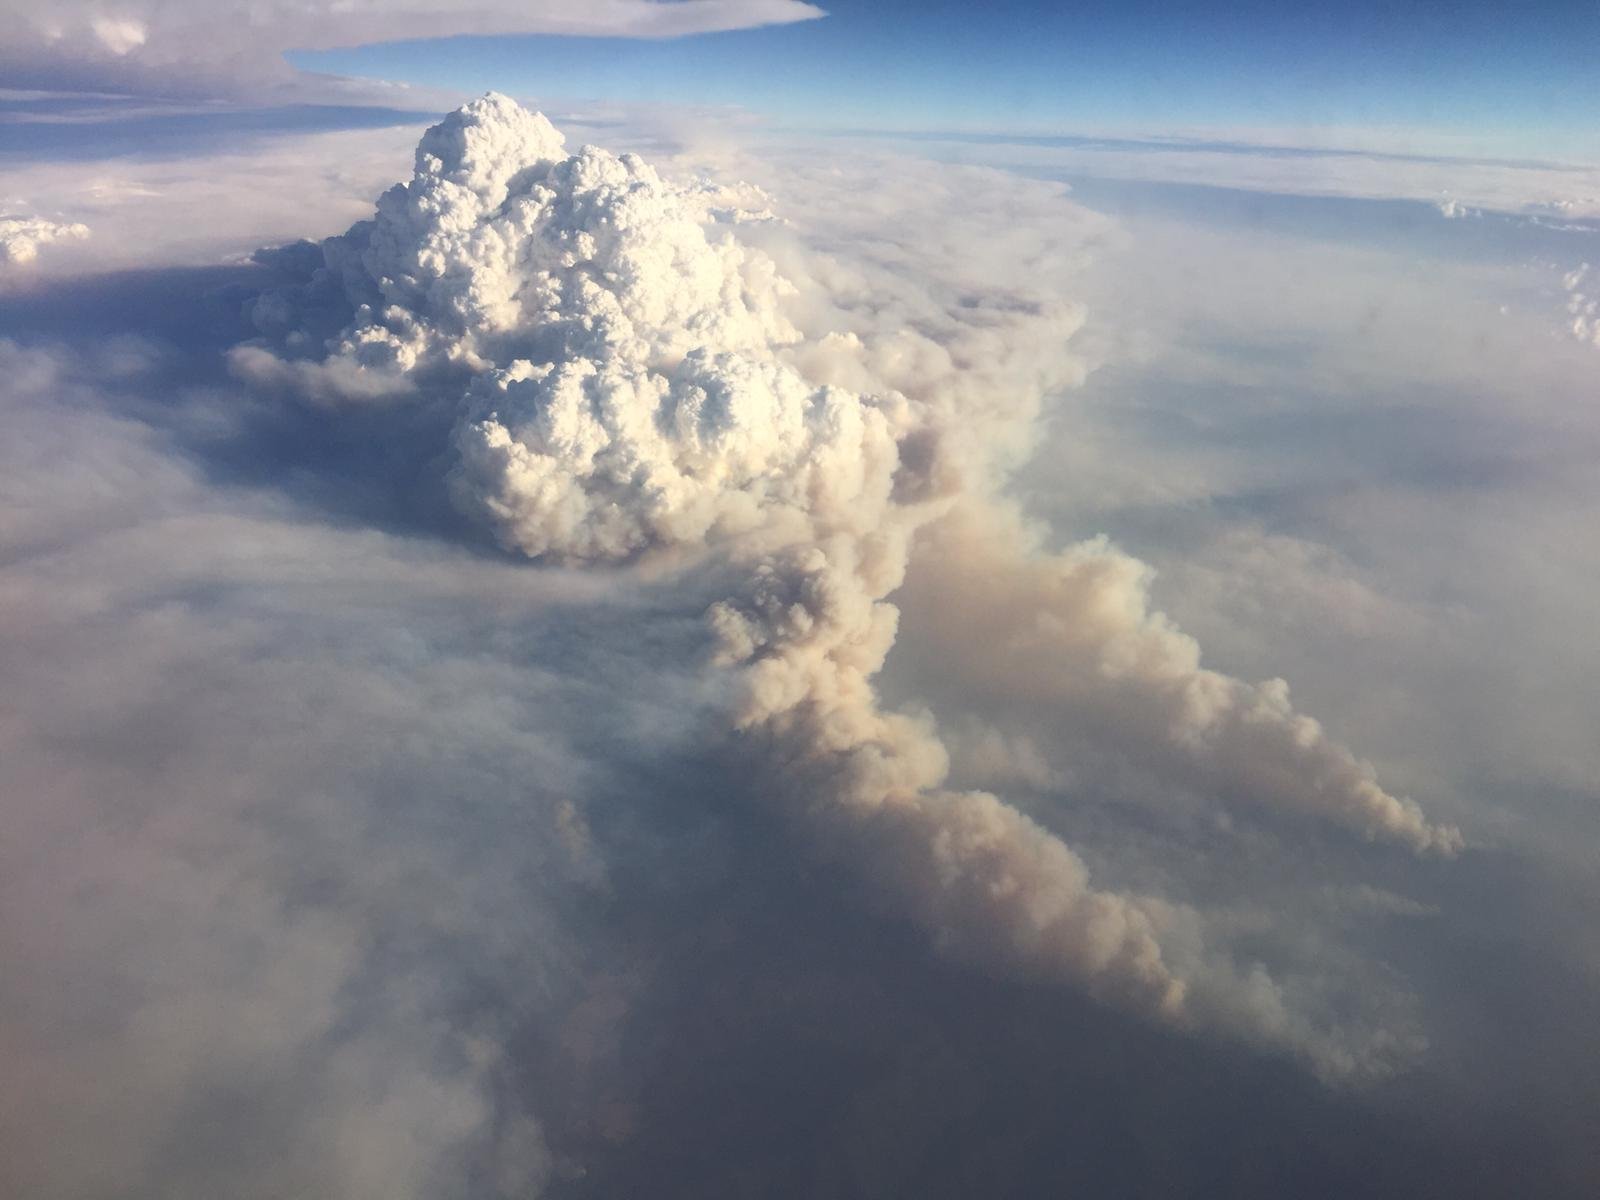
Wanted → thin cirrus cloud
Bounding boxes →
[0,0,826,98]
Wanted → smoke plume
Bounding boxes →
[240,93,1462,1059]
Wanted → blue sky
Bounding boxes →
[290,0,1600,157]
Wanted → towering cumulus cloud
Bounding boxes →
[241,94,1461,1059]
[0,214,90,267]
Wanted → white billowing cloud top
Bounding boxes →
[0,215,90,266]
[0,0,825,97]
[1564,263,1600,349]
[242,93,1464,1070]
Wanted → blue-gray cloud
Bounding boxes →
[0,0,825,100]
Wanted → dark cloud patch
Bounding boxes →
[0,264,265,346]
[530,792,1578,1200]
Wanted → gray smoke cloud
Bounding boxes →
[234,93,1462,1069]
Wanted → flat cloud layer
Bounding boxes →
[0,0,824,98]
